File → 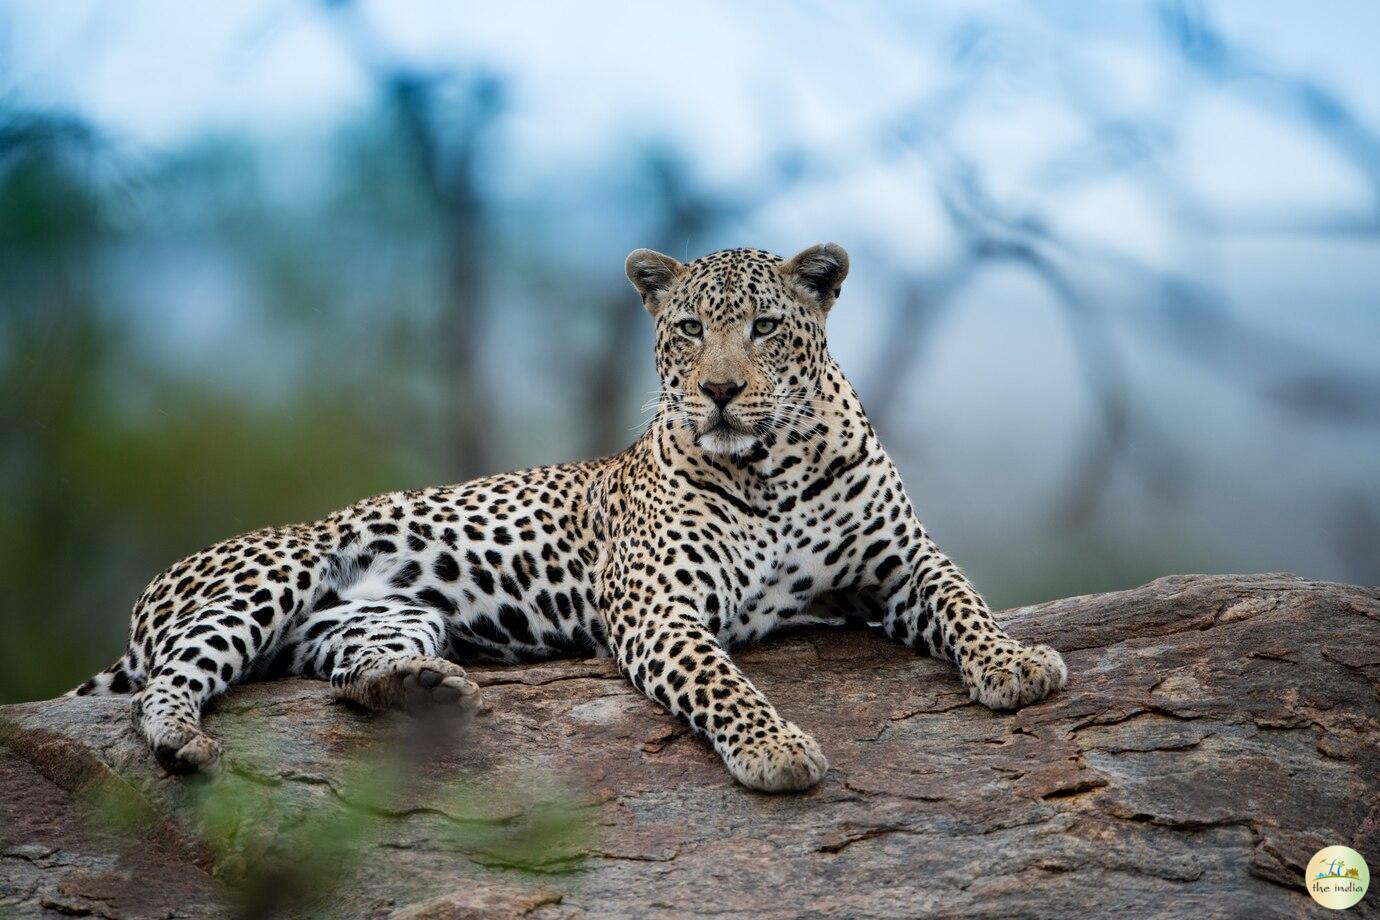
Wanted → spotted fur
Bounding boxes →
[74,244,1067,790]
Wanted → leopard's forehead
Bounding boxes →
[684,247,783,272]
[665,248,797,321]
[682,247,784,287]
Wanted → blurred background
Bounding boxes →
[2,0,1377,703]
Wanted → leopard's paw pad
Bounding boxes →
[350,656,479,712]
[151,726,223,775]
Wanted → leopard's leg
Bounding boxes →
[275,600,478,712]
[601,589,827,793]
[135,603,283,773]
[867,531,1066,709]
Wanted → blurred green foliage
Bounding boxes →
[0,110,445,702]
[81,716,593,919]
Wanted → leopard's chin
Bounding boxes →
[694,422,760,456]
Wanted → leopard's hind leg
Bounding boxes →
[133,603,286,773]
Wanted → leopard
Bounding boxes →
[72,243,1067,792]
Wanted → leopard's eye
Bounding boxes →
[677,319,703,337]
[751,317,780,338]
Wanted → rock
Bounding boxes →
[1,573,1377,918]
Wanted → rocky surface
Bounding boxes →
[1,573,1377,919]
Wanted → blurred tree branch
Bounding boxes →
[323,0,504,479]
[736,2,1380,528]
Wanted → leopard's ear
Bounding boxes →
[782,243,849,312]
[625,249,685,315]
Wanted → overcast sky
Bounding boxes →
[4,2,1377,191]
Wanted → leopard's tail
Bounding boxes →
[68,654,141,697]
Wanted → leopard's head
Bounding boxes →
[625,244,849,457]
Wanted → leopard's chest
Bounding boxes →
[713,508,867,646]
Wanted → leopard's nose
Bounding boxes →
[699,380,745,408]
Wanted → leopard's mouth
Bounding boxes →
[699,407,753,436]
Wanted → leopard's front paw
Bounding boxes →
[967,641,1067,710]
[722,721,828,793]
